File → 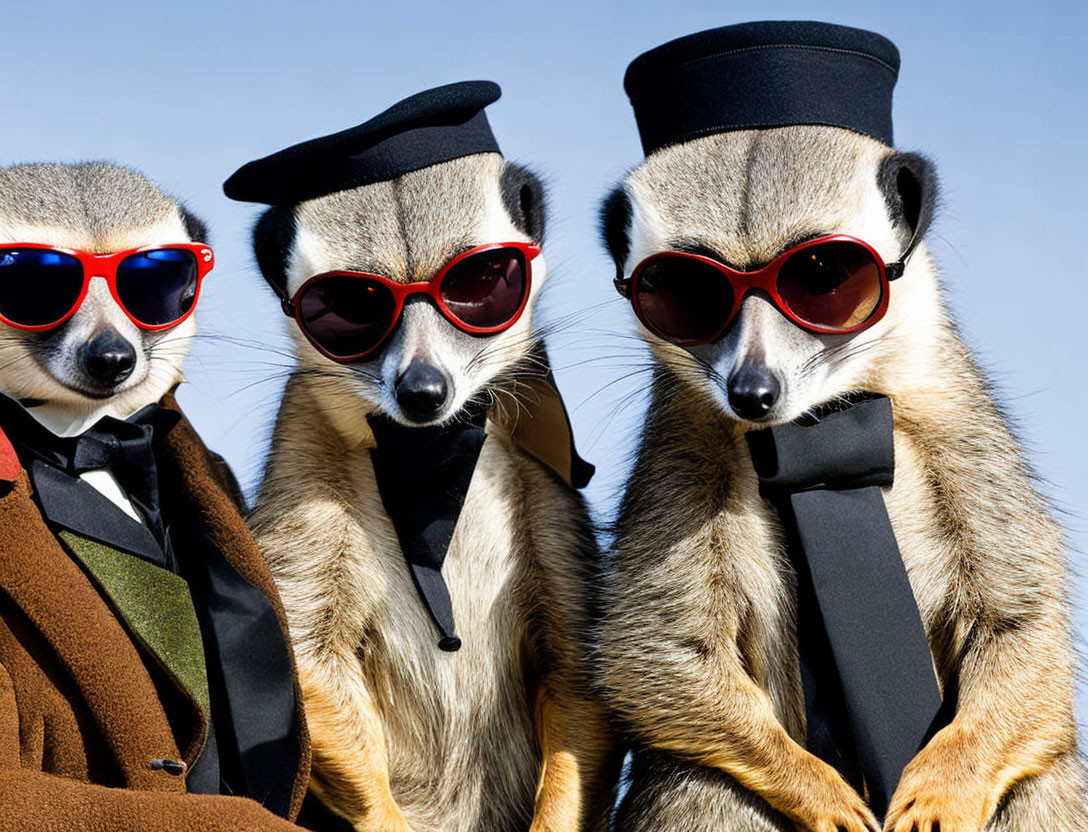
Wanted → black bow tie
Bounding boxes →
[67,405,181,549]
[746,394,944,819]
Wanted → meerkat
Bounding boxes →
[0,161,311,830]
[594,22,1087,832]
[226,82,618,832]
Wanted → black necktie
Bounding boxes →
[745,394,943,818]
[367,408,489,652]
[70,404,180,557]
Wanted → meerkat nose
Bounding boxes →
[726,364,780,421]
[394,361,450,423]
[81,329,137,387]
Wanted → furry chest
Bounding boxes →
[261,431,548,829]
[364,443,540,828]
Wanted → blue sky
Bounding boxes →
[2,0,1085,716]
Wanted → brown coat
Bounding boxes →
[0,396,311,831]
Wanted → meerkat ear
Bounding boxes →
[252,207,298,301]
[499,162,547,243]
[178,205,210,245]
[879,151,939,247]
[599,185,632,276]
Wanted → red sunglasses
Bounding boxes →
[615,234,910,345]
[0,242,214,332]
[284,241,540,363]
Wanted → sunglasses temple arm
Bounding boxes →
[886,211,930,281]
[280,297,295,317]
[613,276,633,299]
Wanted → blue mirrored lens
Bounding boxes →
[0,248,84,326]
[115,249,199,326]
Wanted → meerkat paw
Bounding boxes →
[781,759,880,832]
[884,785,991,832]
[791,791,880,832]
[885,735,996,832]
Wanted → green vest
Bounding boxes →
[59,531,210,715]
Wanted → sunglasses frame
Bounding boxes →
[615,233,907,345]
[286,241,541,363]
[0,242,214,332]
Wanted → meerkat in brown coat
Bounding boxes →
[594,22,1087,832]
[0,162,312,831]
[226,83,618,832]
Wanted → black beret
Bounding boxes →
[224,80,502,206]
[624,21,901,156]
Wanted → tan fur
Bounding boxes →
[596,126,1086,832]
[251,154,618,832]
[533,689,617,830]
[299,663,411,831]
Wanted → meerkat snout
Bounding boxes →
[79,329,137,388]
[394,360,450,423]
[726,362,781,421]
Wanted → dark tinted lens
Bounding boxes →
[0,248,84,326]
[776,241,883,330]
[298,275,397,359]
[439,248,527,329]
[634,255,735,343]
[115,248,199,326]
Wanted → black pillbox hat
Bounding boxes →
[624,21,900,156]
[224,80,502,206]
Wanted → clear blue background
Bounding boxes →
[3,1,1085,721]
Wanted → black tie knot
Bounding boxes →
[71,434,117,474]
[746,394,895,496]
[62,405,180,550]
[70,419,155,475]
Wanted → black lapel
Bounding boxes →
[169,514,300,817]
[30,460,166,566]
